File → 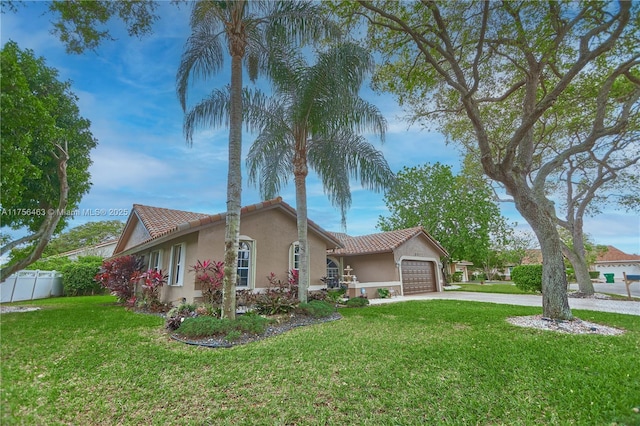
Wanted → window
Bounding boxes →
[149,250,162,272]
[237,241,252,288]
[169,243,185,286]
[326,258,339,279]
[326,258,340,288]
[289,242,301,271]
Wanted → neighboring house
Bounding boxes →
[592,246,640,281]
[328,227,448,298]
[55,239,118,261]
[112,197,342,305]
[449,261,473,282]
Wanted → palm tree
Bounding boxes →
[176,1,337,319]
[246,42,394,303]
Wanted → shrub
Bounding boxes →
[472,272,487,281]
[345,297,369,308]
[174,314,270,339]
[190,259,224,307]
[377,288,390,298]
[138,269,167,311]
[165,302,197,331]
[589,271,600,279]
[297,300,335,318]
[253,272,299,315]
[511,265,543,293]
[95,255,143,304]
[325,288,346,304]
[60,260,103,296]
[452,272,463,283]
[26,256,72,272]
[78,255,104,265]
[95,255,145,304]
[308,289,327,301]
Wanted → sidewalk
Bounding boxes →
[368,291,640,316]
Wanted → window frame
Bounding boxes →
[168,243,186,286]
[149,249,162,272]
[236,238,256,289]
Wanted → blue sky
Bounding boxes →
[2,2,638,256]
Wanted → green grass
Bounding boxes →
[2,296,639,425]
[452,282,532,294]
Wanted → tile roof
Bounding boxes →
[133,204,211,239]
[521,249,543,265]
[328,227,447,256]
[596,246,640,262]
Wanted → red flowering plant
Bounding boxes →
[190,259,224,307]
[253,271,299,315]
[139,269,168,311]
[94,255,144,304]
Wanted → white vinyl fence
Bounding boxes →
[0,270,63,303]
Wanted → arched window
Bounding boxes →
[326,258,340,288]
[237,241,251,288]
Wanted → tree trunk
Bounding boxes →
[563,246,595,296]
[569,219,595,295]
[293,147,310,303]
[221,50,244,320]
[514,192,573,320]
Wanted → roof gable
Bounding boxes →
[329,227,448,257]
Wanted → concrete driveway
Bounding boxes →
[569,281,640,298]
[369,289,640,316]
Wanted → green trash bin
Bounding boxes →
[604,273,615,283]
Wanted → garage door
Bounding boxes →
[401,260,436,294]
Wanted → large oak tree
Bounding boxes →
[342,1,639,319]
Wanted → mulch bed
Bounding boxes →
[170,312,342,348]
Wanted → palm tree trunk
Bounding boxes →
[294,147,310,303]
[221,50,243,320]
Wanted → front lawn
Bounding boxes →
[1,296,638,425]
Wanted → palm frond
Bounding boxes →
[308,130,395,226]
[176,22,224,111]
[247,130,294,199]
[183,88,230,145]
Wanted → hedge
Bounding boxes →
[61,259,104,296]
[511,264,543,293]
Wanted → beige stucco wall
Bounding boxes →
[339,252,398,282]
[336,233,446,295]
[197,208,327,290]
[122,206,334,305]
[393,235,443,262]
[132,232,200,305]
